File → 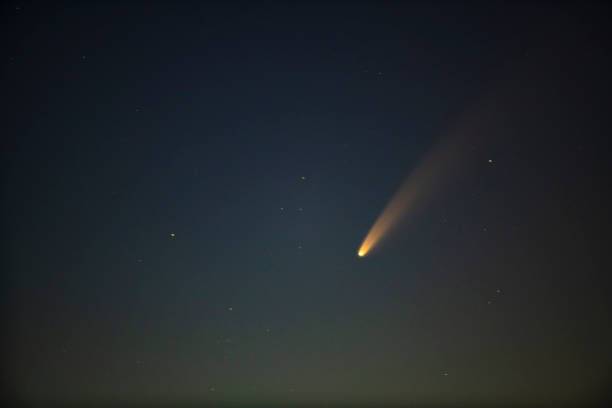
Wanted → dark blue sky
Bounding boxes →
[2,2,611,407]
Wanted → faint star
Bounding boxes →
[137,259,143,263]
[488,159,494,164]
[208,387,215,392]
[170,233,176,238]
[301,176,306,180]
[227,306,233,311]
[487,300,493,305]
[298,207,303,212]
[441,371,449,376]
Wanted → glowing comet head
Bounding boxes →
[358,250,365,257]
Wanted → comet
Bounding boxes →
[355,19,571,258]
[357,138,468,257]
[357,93,500,257]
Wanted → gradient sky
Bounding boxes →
[2,2,612,407]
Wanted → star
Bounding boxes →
[227,306,233,311]
[301,176,306,180]
[488,159,494,164]
[170,233,176,238]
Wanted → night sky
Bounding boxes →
[2,2,612,407]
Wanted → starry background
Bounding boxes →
[2,2,612,407]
